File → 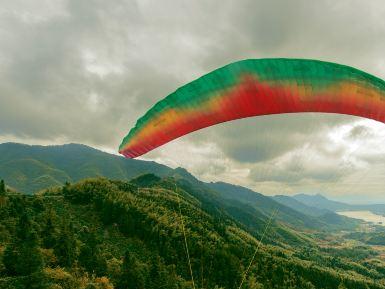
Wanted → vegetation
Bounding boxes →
[0,179,5,195]
[1,176,385,289]
[0,143,360,234]
[346,231,385,246]
[0,143,172,193]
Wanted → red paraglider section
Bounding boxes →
[119,59,385,158]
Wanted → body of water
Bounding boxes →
[337,210,385,226]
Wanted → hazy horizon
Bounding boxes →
[2,140,385,205]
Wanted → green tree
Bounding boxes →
[3,212,44,275]
[54,221,78,268]
[42,207,58,248]
[0,179,6,207]
[62,181,71,197]
[79,229,107,276]
[244,274,264,289]
[148,255,169,289]
[117,250,145,289]
[0,179,5,195]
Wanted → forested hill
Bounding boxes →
[0,142,360,232]
[0,142,172,193]
[1,176,384,289]
[207,181,359,231]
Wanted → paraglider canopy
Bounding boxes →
[119,58,385,158]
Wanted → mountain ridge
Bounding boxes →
[292,193,385,215]
[0,142,359,232]
[0,142,172,193]
[272,194,331,217]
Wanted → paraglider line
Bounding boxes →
[238,207,279,289]
[175,183,196,289]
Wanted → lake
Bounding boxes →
[337,210,385,226]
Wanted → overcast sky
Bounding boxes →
[1,0,385,203]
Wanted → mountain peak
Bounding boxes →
[293,193,350,212]
[294,193,327,200]
[170,167,198,182]
[0,142,93,150]
[0,142,173,193]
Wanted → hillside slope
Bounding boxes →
[1,177,384,289]
[294,193,385,215]
[0,142,360,233]
[273,194,331,217]
[207,181,359,231]
[0,142,172,193]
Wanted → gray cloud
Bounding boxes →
[197,113,355,163]
[0,0,385,202]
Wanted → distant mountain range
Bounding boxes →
[2,142,384,288]
[0,142,172,193]
[272,195,330,217]
[273,193,385,216]
[207,181,358,230]
[0,142,359,232]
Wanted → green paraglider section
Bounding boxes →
[120,58,385,158]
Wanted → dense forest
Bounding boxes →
[1,175,385,289]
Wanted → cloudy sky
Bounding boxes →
[1,0,385,203]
